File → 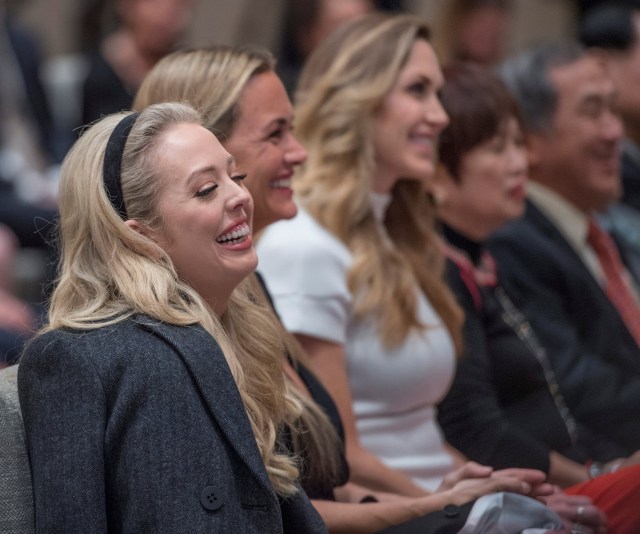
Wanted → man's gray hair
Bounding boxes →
[498,42,585,133]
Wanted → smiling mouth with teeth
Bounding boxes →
[216,223,250,244]
[271,178,292,189]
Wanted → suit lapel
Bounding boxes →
[526,202,640,352]
[135,317,276,498]
[525,201,596,280]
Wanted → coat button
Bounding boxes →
[443,504,460,518]
[200,486,224,511]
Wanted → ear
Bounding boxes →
[125,219,158,244]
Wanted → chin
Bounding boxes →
[411,162,435,182]
[273,203,298,222]
[507,206,525,222]
[234,257,259,282]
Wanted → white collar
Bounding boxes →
[371,191,392,223]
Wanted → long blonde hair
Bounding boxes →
[295,13,463,352]
[134,50,344,491]
[47,103,300,495]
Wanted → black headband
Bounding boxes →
[102,112,139,220]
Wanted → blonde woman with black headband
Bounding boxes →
[18,102,325,533]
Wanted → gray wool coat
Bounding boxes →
[0,364,35,534]
[18,315,326,533]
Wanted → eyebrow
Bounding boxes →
[408,73,442,90]
[262,117,289,133]
[186,155,236,186]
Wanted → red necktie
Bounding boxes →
[587,219,640,347]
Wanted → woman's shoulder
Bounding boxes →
[259,207,350,258]
[257,209,353,298]
[24,315,150,345]
[19,316,209,372]
[257,208,351,280]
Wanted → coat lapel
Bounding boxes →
[135,317,276,498]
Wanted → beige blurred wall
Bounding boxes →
[16,0,578,60]
[15,0,287,58]
[407,0,578,59]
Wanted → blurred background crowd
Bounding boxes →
[0,0,631,359]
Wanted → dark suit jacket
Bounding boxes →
[18,315,326,533]
[488,201,640,456]
[621,144,640,213]
[4,16,55,160]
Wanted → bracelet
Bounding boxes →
[586,460,623,479]
[587,461,605,479]
[608,461,623,474]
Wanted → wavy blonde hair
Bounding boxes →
[133,45,274,141]
[134,50,344,491]
[46,103,301,496]
[294,13,463,352]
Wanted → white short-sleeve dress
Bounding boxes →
[257,204,455,491]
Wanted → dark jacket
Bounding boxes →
[439,226,624,473]
[18,315,326,533]
[621,143,640,213]
[487,201,640,456]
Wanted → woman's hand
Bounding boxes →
[440,473,536,506]
[436,461,494,492]
[542,489,607,534]
[437,463,553,499]
[491,467,554,499]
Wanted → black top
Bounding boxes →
[438,225,621,472]
[294,363,350,500]
[255,272,349,500]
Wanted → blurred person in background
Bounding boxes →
[432,0,512,68]
[0,0,59,363]
[488,42,640,458]
[277,0,376,96]
[580,1,640,281]
[434,62,640,533]
[81,0,194,126]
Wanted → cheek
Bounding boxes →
[247,151,281,190]
[395,100,422,127]
[378,96,413,130]
[467,168,502,204]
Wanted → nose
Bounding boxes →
[602,108,624,143]
[426,96,449,134]
[284,133,308,166]
[226,176,253,212]
[509,142,528,177]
